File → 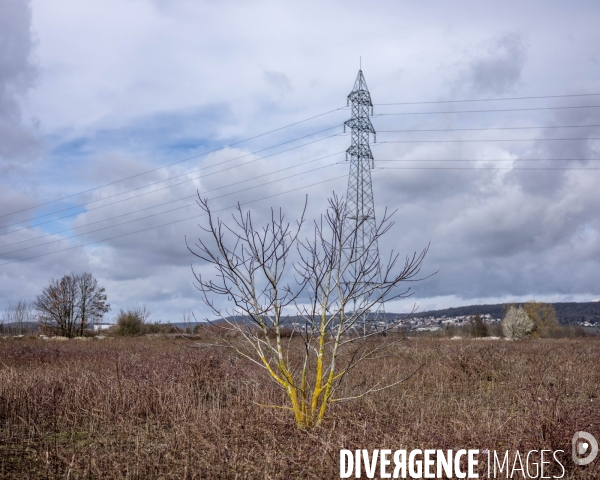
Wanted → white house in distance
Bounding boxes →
[93,323,113,332]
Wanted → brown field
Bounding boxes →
[1,336,599,479]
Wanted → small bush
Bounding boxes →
[502,306,534,339]
[523,301,562,337]
[469,315,489,337]
[114,307,149,336]
[143,322,180,335]
[562,324,588,338]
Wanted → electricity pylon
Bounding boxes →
[342,69,386,332]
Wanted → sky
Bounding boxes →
[1,0,600,322]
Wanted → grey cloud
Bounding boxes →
[508,95,600,196]
[458,32,527,95]
[0,0,42,276]
[375,161,600,303]
[264,70,293,95]
[0,0,39,166]
[372,108,600,304]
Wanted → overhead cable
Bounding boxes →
[378,137,600,144]
[374,105,600,116]
[377,124,600,133]
[0,174,347,267]
[374,92,600,106]
[0,161,346,257]
[0,152,344,248]
[0,129,346,232]
[0,106,347,220]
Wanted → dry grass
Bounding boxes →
[1,336,599,478]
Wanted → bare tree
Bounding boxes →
[502,306,534,340]
[34,272,110,337]
[181,311,194,334]
[1,300,34,335]
[35,274,77,337]
[187,195,430,429]
[469,314,489,337]
[76,272,110,335]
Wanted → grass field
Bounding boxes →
[1,336,599,478]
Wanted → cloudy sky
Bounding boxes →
[1,0,600,322]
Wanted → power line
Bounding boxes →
[0,106,348,220]
[376,158,600,162]
[5,126,596,234]
[5,153,597,248]
[0,174,347,267]
[1,127,344,230]
[0,152,344,248]
[7,91,600,265]
[377,124,600,133]
[0,161,346,257]
[5,92,600,221]
[378,137,600,144]
[374,92,600,106]
[0,129,347,232]
[375,167,600,170]
[6,101,598,224]
[374,105,600,116]
[3,158,599,263]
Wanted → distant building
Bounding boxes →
[93,323,113,331]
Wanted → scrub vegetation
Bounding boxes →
[0,335,598,478]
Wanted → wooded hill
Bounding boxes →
[413,302,600,325]
[3,302,598,332]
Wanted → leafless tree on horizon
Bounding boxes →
[34,272,110,338]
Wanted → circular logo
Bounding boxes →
[572,431,598,466]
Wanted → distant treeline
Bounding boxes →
[203,302,600,326]
[412,302,600,325]
[4,302,599,333]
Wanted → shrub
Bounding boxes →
[523,301,562,337]
[114,306,149,336]
[469,314,489,337]
[502,306,534,339]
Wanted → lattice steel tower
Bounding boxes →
[342,69,385,327]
